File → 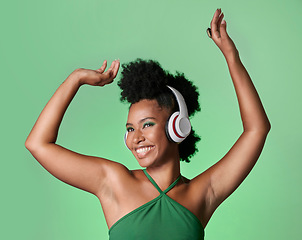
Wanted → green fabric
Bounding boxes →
[108,169,204,240]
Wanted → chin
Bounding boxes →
[136,158,152,168]
[135,156,157,168]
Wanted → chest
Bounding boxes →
[108,193,205,240]
[100,177,207,230]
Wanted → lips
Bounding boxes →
[135,145,155,158]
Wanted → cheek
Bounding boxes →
[152,127,169,145]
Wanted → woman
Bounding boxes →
[25,9,270,239]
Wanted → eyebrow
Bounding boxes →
[126,117,156,127]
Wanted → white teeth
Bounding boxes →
[136,146,152,154]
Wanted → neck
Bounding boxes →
[146,156,181,190]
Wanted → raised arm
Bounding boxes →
[198,9,270,215]
[25,60,124,196]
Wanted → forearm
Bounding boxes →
[208,9,270,133]
[225,54,270,133]
[25,70,82,149]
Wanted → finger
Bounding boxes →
[211,9,221,39]
[107,60,120,82]
[217,12,224,33]
[96,60,107,73]
[105,60,116,74]
[210,8,221,26]
[112,60,120,78]
[220,20,228,39]
[100,60,118,85]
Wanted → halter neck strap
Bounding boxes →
[143,169,181,194]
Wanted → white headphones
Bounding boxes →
[165,86,191,143]
[124,85,191,148]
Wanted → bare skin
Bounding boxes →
[25,9,270,230]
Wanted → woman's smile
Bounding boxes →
[135,145,155,158]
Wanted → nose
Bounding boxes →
[133,129,145,144]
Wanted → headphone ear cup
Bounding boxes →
[166,111,190,143]
[124,132,129,149]
[166,112,181,143]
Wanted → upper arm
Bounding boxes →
[195,130,269,213]
[210,130,269,205]
[25,142,127,196]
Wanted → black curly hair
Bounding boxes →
[118,59,201,163]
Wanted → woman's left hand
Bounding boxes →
[209,9,238,59]
[75,60,120,87]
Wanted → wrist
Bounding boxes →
[67,69,85,87]
[224,49,240,65]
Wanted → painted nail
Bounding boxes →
[207,28,212,38]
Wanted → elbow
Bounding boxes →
[25,139,34,152]
[259,113,272,134]
[263,117,271,134]
[266,120,271,133]
[25,138,38,153]
[244,119,271,136]
[25,133,32,149]
[25,137,51,154]
[257,123,271,136]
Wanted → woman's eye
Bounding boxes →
[143,122,155,128]
[127,127,134,132]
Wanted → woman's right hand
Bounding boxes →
[75,59,120,87]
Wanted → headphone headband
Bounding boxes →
[167,86,189,118]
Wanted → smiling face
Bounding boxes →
[125,99,179,168]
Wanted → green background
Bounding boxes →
[1,0,301,239]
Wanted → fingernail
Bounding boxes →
[206,28,212,38]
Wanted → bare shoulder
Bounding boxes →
[98,168,155,228]
[105,167,144,184]
[99,161,133,189]
[97,166,143,198]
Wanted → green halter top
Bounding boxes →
[108,169,204,239]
